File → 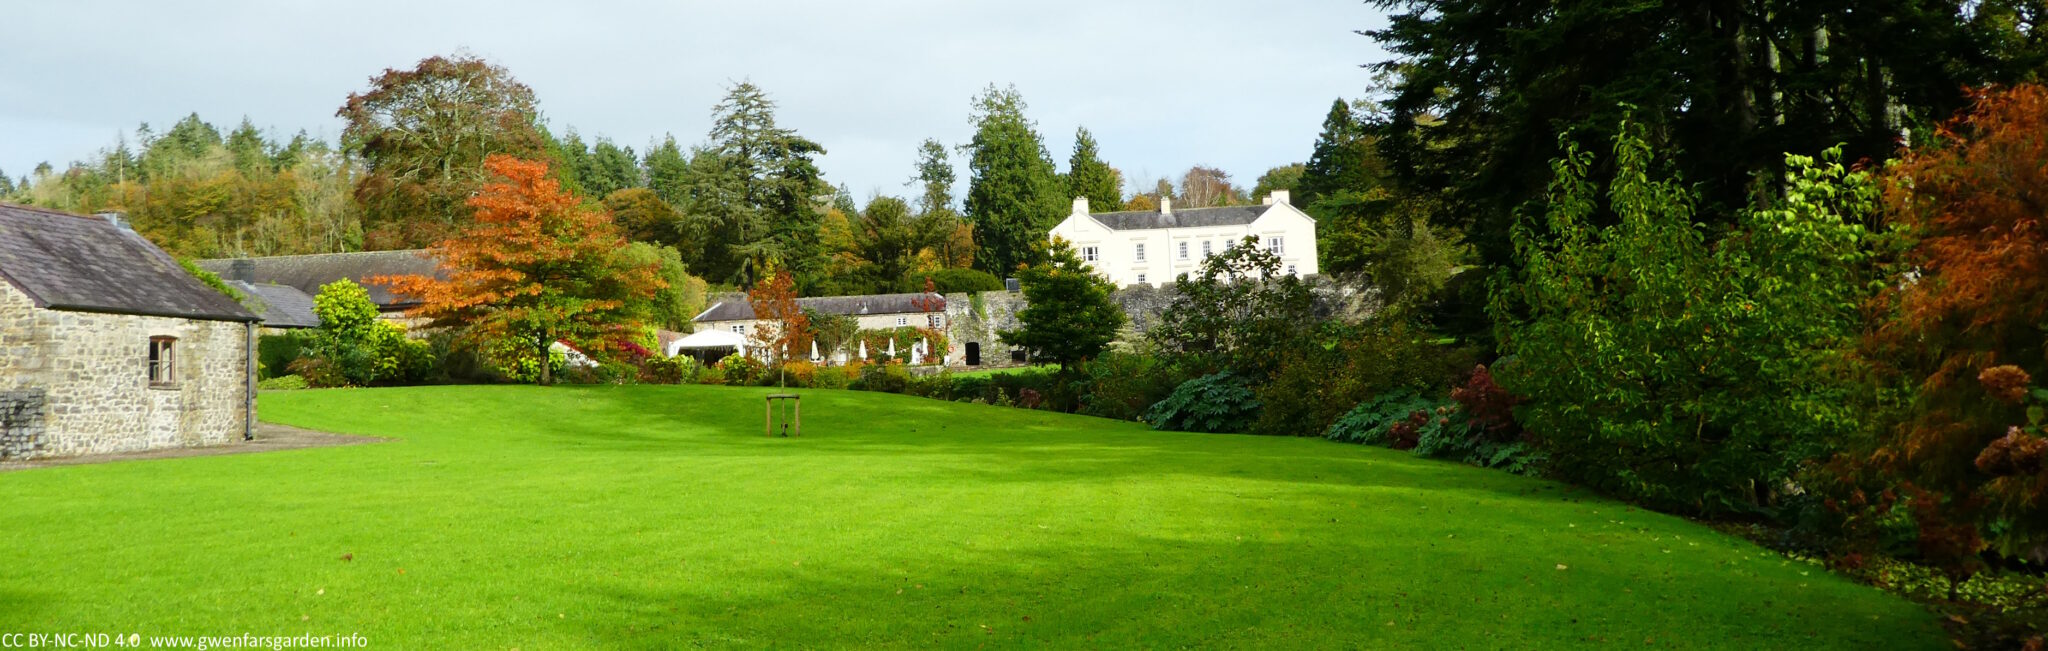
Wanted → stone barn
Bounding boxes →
[0,203,260,460]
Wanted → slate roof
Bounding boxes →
[1088,205,1270,231]
[0,203,258,322]
[196,250,441,310]
[228,281,319,329]
[694,292,946,322]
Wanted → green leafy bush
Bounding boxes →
[854,361,912,393]
[493,342,567,384]
[715,353,762,385]
[1325,390,1439,446]
[304,279,435,386]
[286,357,346,389]
[904,372,953,400]
[1326,387,1545,474]
[563,361,639,385]
[694,363,728,386]
[990,369,1058,409]
[949,375,994,402]
[1494,118,1876,514]
[1082,351,1185,421]
[257,332,311,380]
[1148,238,1316,381]
[639,356,693,384]
[1144,372,1261,433]
[1251,320,1475,437]
[810,365,851,390]
[256,374,309,391]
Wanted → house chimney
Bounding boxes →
[230,259,256,283]
[1072,196,1089,215]
[1159,197,1172,215]
[96,211,131,231]
[1262,196,1274,206]
[1270,190,1291,206]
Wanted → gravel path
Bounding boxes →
[0,422,384,472]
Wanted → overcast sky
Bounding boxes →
[2,1,1389,202]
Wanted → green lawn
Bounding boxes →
[0,385,1941,649]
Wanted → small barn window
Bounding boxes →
[147,336,177,387]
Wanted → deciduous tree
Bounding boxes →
[339,54,548,249]
[1864,85,2048,561]
[1177,166,1242,208]
[1251,163,1305,202]
[747,269,811,377]
[1493,115,1876,514]
[380,155,663,385]
[1150,237,1317,381]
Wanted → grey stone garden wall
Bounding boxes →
[0,283,250,460]
[942,275,1376,366]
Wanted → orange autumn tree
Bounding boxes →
[380,154,663,385]
[1865,84,2048,563]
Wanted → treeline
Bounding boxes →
[3,54,1334,298]
[5,114,360,257]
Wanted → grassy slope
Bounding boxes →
[0,385,1940,649]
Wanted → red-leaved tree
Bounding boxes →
[746,269,810,372]
[379,155,663,385]
[1863,84,2048,564]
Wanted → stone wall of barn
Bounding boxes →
[0,283,251,460]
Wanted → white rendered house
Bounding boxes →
[1047,191,1317,287]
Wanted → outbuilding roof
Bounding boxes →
[196,250,441,309]
[694,292,946,323]
[0,203,258,322]
[228,281,319,329]
[1088,205,1269,231]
